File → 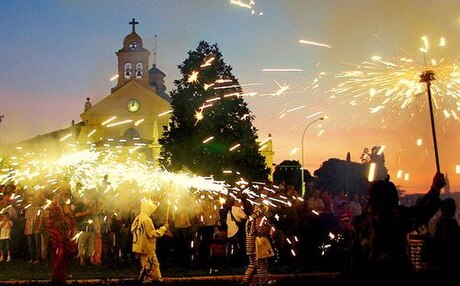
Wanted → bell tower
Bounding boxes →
[113,18,150,92]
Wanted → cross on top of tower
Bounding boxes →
[129,18,139,33]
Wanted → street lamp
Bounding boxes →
[301,116,325,198]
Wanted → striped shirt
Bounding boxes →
[245,215,271,254]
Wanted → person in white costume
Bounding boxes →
[131,198,168,282]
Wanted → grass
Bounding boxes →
[0,258,251,281]
[0,252,318,282]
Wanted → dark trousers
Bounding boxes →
[27,233,41,261]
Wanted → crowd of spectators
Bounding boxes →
[0,173,458,281]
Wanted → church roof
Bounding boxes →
[149,65,166,76]
[124,32,142,47]
[18,121,83,145]
[121,32,149,52]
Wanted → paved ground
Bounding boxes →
[0,273,343,285]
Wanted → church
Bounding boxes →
[77,19,171,163]
[2,19,274,174]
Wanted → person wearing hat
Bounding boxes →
[131,198,169,282]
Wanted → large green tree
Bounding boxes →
[159,41,268,183]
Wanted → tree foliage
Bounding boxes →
[360,146,388,181]
[159,41,269,183]
[313,146,389,196]
[273,160,311,194]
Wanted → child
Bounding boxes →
[0,211,13,262]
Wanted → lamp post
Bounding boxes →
[301,116,324,198]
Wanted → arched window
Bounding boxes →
[124,128,140,140]
[129,41,137,50]
[124,63,132,79]
[136,63,143,78]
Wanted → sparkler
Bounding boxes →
[420,69,440,172]
[1,145,303,235]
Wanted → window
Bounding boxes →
[129,41,137,50]
[136,63,143,78]
[124,63,132,79]
[124,128,140,139]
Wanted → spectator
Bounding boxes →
[427,198,460,274]
[198,198,220,265]
[307,188,325,214]
[347,194,362,221]
[0,211,13,262]
[47,188,77,284]
[24,197,42,264]
[226,198,248,261]
[351,173,445,281]
[75,194,96,266]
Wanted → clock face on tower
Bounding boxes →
[127,99,140,112]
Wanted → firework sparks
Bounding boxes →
[258,144,268,151]
[134,119,144,126]
[305,111,324,120]
[202,136,214,144]
[290,148,299,155]
[229,144,241,151]
[377,145,386,155]
[200,57,215,67]
[87,129,97,138]
[194,110,204,124]
[101,116,117,126]
[0,147,297,231]
[158,110,172,117]
[106,119,133,128]
[404,173,410,181]
[187,71,199,83]
[331,36,459,121]
[262,68,304,72]
[299,39,332,49]
[368,162,376,182]
[59,133,73,142]
[230,0,252,9]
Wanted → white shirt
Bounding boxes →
[227,206,248,238]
